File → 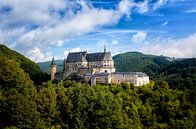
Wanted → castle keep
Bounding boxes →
[51,49,149,86]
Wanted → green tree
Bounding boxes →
[0,56,36,96]
[36,82,58,127]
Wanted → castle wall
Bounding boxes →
[111,73,137,85]
[88,60,114,68]
[63,61,88,78]
[136,76,150,86]
[100,60,114,67]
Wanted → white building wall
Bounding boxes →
[111,74,138,85]
[136,76,150,86]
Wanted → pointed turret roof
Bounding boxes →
[104,44,106,53]
[50,57,56,66]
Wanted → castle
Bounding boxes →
[50,48,149,86]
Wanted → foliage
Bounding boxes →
[1,73,195,129]
[157,58,196,90]
[0,56,36,96]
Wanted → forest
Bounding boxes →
[0,45,196,129]
[0,55,196,129]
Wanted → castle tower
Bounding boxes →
[50,57,57,81]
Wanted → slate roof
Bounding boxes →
[66,51,87,63]
[86,52,112,62]
[66,51,113,62]
[50,57,56,66]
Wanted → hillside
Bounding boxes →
[0,44,49,84]
[113,52,171,78]
[157,58,196,89]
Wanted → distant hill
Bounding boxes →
[0,44,49,84]
[113,52,172,78]
[157,58,196,89]
[38,60,64,73]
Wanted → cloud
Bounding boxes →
[118,0,134,17]
[161,21,168,26]
[16,8,120,48]
[185,9,196,13]
[0,0,168,62]
[140,33,196,58]
[153,0,168,10]
[135,0,148,14]
[26,47,53,62]
[111,39,119,45]
[0,0,66,28]
[132,31,147,43]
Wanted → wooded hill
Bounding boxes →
[0,44,195,129]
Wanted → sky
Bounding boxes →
[0,0,196,62]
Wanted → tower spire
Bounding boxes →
[104,44,106,53]
[51,57,56,66]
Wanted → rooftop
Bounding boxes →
[66,51,113,62]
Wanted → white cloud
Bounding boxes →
[135,0,148,14]
[162,21,168,26]
[118,0,134,17]
[185,9,196,13]
[26,47,52,62]
[132,31,147,43]
[153,0,168,10]
[0,0,168,62]
[111,39,119,45]
[140,33,196,58]
[0,0,66,27]
[118,0,149,16]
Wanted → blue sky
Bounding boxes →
[0,0,196,62]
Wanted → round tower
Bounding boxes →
[50,57,56,81]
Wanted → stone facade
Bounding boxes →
[51,50,150,86]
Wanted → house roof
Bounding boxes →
[86,52,112,62]
[50,57,56,66]
[66,51,113,62]
[66,51,87,63]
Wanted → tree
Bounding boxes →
[36,82,58,127]
[0,57,36,97]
